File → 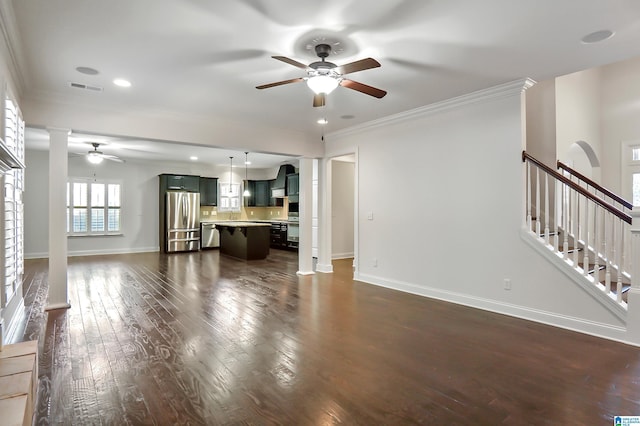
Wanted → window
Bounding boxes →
[634,173,640,207]
[67,179,122,235]
[633,147,640,162]
[218,182,241,212]
[3,96,25,307]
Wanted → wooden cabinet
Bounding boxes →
[245,180,271,207]
[160,174,200,192]
[287,173,299,202]
[254,180,270,207]
[199,177,218,206]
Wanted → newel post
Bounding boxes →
[626,207,640,344]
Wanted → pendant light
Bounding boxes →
[243,152,251,197]
[229,156,233,194]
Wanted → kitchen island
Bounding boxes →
[215,222,271,260]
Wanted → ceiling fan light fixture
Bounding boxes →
[307,75,339,94]
[87,152,104,164]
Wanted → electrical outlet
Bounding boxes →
[212,211,217,216]
[250,211,254,216]
[270,211,272,215]
[504,279,511,290]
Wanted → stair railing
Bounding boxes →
[523,151,632,307]
[557,160,633,213]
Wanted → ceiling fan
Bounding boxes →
[256,43,387,107]
[83,142,124,164]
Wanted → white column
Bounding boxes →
[316,157,333,273]
[626,207,640,344]
[311,159,319,258]
[46,127,71,311]
[297,158,314,275]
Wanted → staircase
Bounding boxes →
[522,152,634,313]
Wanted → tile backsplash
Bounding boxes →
[200,205,287,221]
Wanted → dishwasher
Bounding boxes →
[200,223,220,249]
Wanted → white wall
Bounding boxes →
[555,67,603,181]
[331,160,354,259]
[24,149,252,258]
[600,56,640,193]
[525,78,556,165]
[324,81,627,342]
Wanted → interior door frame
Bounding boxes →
[621,140,640,205]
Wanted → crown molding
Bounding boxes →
[0,0,29,97]
[328,78,537,140]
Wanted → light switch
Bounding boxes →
[367,212,373,220]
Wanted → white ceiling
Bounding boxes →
[24,127,298,168]
[8,0,640,163]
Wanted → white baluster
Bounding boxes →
[563,183,569,259]
[544,173,550,245]
[526,162,532,232]
[573,190,580,268]
[583,197,590,276]
[622,222,629,277]
[614,219,621,302]
[536,167,541,238]
[605,212,612,293]
[619,220,625,304]
[553,179,562,251]
[593,207,600,284]
[617,282,623,303]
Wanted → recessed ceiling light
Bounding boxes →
[317,118,328,124]
[75,66,99,75]
[581,29,614,44]
[340,114,355,120]
[113,78,132,87]
[190,156,198,161]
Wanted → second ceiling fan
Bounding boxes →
[256,43,387,107]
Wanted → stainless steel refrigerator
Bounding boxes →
[165,191,200,252]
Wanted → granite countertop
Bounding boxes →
[200,219,291,224]
[214,221,271,227]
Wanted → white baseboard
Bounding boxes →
[25,246,159,259]
[332,252,354,260]
[316,263,334,273]
[353,270,633,346]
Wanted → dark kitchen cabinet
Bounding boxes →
[287,173,299,203]
[160,174,200,192]
[199,177,218,206]
[254,180,270,207]
[245,180,271,207]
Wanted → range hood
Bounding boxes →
[271,164,295,197]
[0,138,25,173]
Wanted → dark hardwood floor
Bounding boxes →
[15,249,640,425]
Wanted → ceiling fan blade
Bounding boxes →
[334,58,381,75]
[340,79,387,98]
[101,155,125,163]
[272,56,309,70]
[313,93,326,108]
[256,77,304,90]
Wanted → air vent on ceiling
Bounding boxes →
[67,82,103,92]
